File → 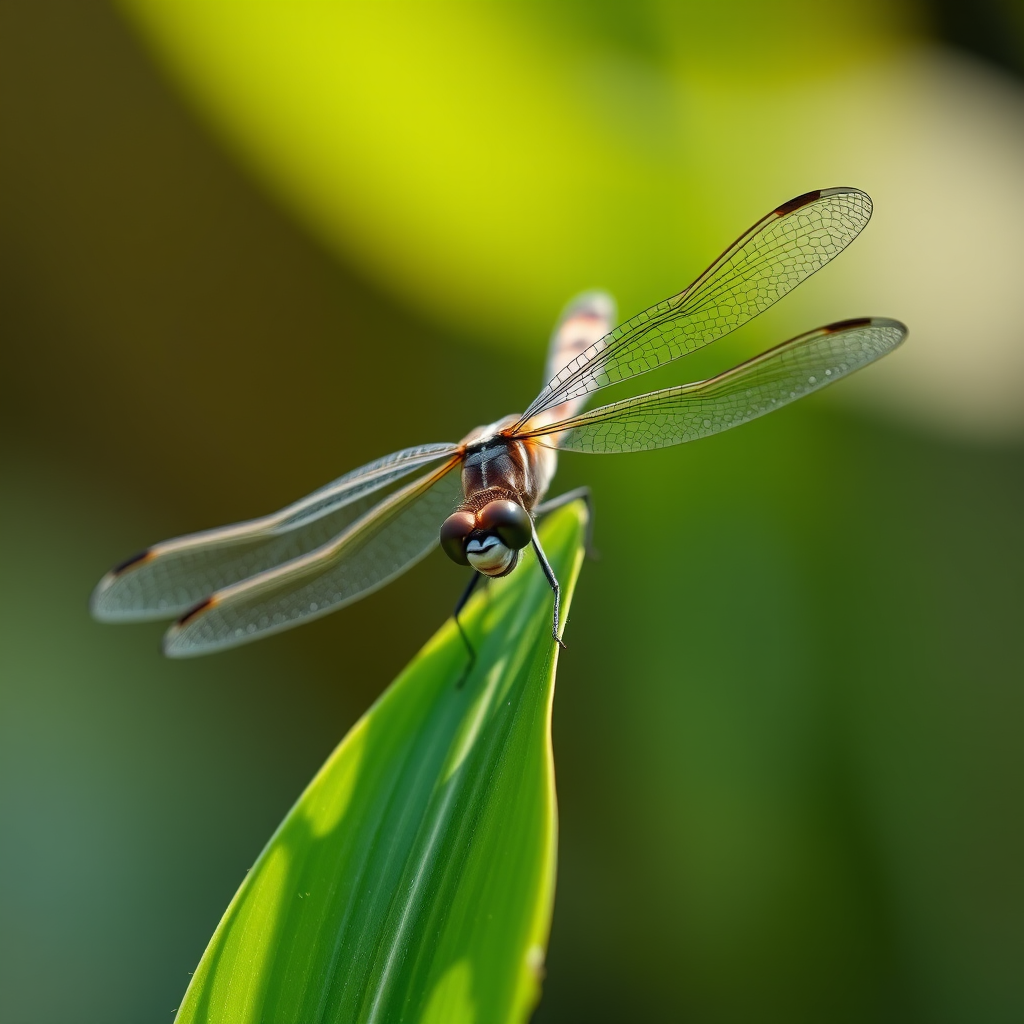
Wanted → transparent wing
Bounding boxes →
[163,456,464,657]
[91,442,458,621]
[519,318,906,453]
[516,188,872,427]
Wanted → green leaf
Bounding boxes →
[174,502,587,1024]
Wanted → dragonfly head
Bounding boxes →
[440,499,532,577]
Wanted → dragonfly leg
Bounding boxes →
[533,486,597,559]
[531,528,567,650]
[453,570,483,686]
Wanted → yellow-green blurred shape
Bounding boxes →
[115,1,903,339]
[119,0,1024,438]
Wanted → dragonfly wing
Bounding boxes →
[517,188,872,426]
[91,442,459,621]
[519,318,906,453]
[163,456,464,657]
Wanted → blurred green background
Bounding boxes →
[1,2,1022,1022]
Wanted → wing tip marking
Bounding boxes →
[773,186,873,219]
[822,317,875,333]
[773,189,823,217]
[823,316,907,337]
[163,596,218,657]
[111,549,154,576]
[91,552,152,619]
[175,595,218,628]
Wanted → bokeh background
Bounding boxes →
[2,2,1022,1021]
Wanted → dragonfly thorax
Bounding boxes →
[461,432,551,508]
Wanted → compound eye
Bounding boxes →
[477,499,532,551]
[439,511,475,565]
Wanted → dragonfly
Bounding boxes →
[91,187,906,658]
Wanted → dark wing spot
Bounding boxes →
[774,190,823,217]
[112,549,154,576]
[176,595,217,627]
[823,317,874,333]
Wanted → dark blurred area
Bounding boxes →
[1,3,1021,1023]
[929,0,1024,76]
